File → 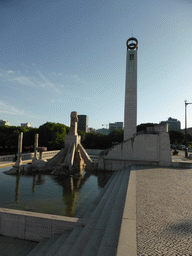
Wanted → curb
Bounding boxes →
[116,166,136,256]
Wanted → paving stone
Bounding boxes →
[136,167,192,255]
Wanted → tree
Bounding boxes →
[78,130,86,143]
[169,130,185,145]
[107,130,123,145]
[81,130,124,149]
[0,122,69,152]
[82,132,109,149]
[137,123,156,133]
[38,122,68,150]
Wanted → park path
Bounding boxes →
[136,166,192,255]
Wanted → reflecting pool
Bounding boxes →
[0,166,112,217]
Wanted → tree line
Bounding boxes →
[0,122,124,154]
[0,122,191,155]
[0,122,69,155]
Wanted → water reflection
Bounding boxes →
[32,175,36,193]
[12,170,113,216]
[97,172,113,188]
[15,175,20,202]
[32,174,45,193]
[52,172,92,217]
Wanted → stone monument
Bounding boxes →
[15,132,23,169]
[5,112,93,175]
[47,111,93,175]
[98,38,172,170]
[124,37,138,141]
[5,132,23,174]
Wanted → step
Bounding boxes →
[27,238,49,256]
[80,172,116,221]
[83,171,123,222]
[55,172,123,256]
[87,172,116,207]
[55,226,84,256]
[35,234,61,256]
[19,243,38,256]
[66,171,126,256]
[97,168,131,256]
[83,170,128,256]
[45,230,71,256]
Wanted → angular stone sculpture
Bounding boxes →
[5,112,93,176]
[47,111,93,176]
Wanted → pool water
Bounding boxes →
[0,166,112,217]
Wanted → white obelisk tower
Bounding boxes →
[124,37,138,141]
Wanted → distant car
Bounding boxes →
[171,145,176,149]
[180,145,186,150]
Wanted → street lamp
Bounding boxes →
[185,100,192,157]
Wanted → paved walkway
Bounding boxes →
[172,149,192,163]
[136,166,192,255]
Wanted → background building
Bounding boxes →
[78,115,89,132]
[0,120,9,126]
[21,123,31,128]
[109,122,124,133]
[89,128,97,133]
[160,117,180,131]
[97,128,110,135]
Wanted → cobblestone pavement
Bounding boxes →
[136,167,192,256]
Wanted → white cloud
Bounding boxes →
[0,101,25,115]
[12,76,36,87]
[71,74,85,83]
[0,68,61,93]
[0,100,37,119]
[51,72,63,77]
[7,70,14,74]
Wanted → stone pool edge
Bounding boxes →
[0,207,85,242]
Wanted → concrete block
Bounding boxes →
[46,230,71,256]
[51,218,80,234]
[1,213,25,239]
[27,238,49,256]
[83,228,104,256]
[101,208,124,248]
[116,219,136,256]
[97,244,118,256]
[25,216,52,241]
[122,171,136,220]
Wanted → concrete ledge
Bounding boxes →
[0,162,15,167]
[0,208,84,241]
[0,150,60,162]
[172,162,192,168]
[85,149,103,155]
[99,158,159,171]
[0,156,59,168]
[116,167,136,256]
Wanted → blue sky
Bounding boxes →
[0,0,192,129]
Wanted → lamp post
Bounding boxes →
[185,100,192,157]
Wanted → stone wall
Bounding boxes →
[0,150,60,162]
[98,124,172,171]
[0,208,84,242]
[106,134,159,162]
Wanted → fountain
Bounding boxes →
[5,112,93,176]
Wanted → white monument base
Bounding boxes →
[98,123,172,171]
